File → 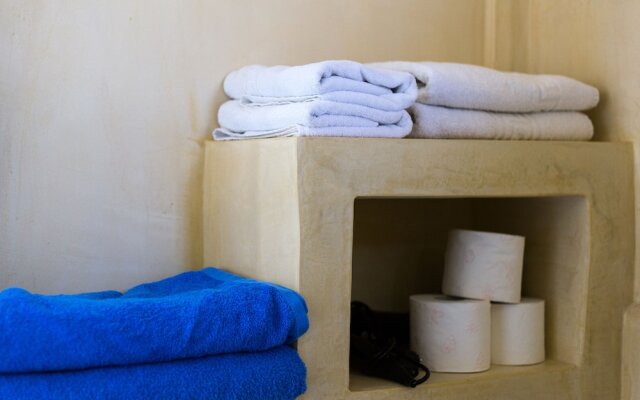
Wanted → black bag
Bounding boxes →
[350,301,430,387]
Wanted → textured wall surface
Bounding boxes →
[204,138,633,399]
[0,0,485,293]
[492,1,640,282]
[492,0,640,143]
[490,2,640,398]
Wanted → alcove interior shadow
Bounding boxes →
[350,196,589,390]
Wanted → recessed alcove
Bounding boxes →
[350,196,588,391]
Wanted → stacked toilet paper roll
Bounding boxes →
[410,295,490,373]
[492,298,545,365]
[442,229,525,303]
[409,229,545,373]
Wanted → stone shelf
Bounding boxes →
[349,360,575,398]
[203,138,634,399]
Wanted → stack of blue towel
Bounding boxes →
[0,268,309,400]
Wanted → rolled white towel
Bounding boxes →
[223,60,417,110]
[409,104,593,141]
[370,61,599,113]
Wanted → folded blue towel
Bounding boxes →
[0,346,306,400]
[0,268,308,373]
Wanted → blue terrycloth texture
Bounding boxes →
[0,346,306,400]
[0,267,309,373]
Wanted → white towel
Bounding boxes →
[409,104,593,141]
[370,61,599,113]
[240,90,413,112]
[223,60,417,110]
[218,99,407,132]
[213,108,413,140]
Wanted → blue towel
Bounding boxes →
[0,346,306,400]
[0,268,309,373]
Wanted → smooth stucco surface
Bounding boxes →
[489,3,640,397]
[0,0,485,293]
[492,0,640,285]
[3,3,640,398]
[204,138,634,399]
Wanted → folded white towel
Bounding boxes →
[223,60,417,110]
[218,99,407,132]
[213,108,413,140]
[240,90,413,112]
[409,104,593,141]
[370,61,599,113]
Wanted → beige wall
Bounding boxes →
[492,0,640,294]
[0,0,486,293]
[3,1,640,396]
[492,0,640,143]
[490,2,640,398]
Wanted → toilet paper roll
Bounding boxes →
[410,294,490,373]
[442,229,525,303]
[492,297,545,365]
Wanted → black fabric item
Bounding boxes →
[350,301,430,388]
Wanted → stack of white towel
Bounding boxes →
[370,62,599,140]
[214,61,417,140]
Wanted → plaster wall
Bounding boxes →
[0,0,485,293]
[488,2,640,398]
[3,1,639,397]
[491,0,640,144]
[492,0,640,274]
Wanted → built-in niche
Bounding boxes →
[350,196,588,391]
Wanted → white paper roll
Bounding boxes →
[442,229,525,303]
[410,294,490,373]
[491,297,545,365]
